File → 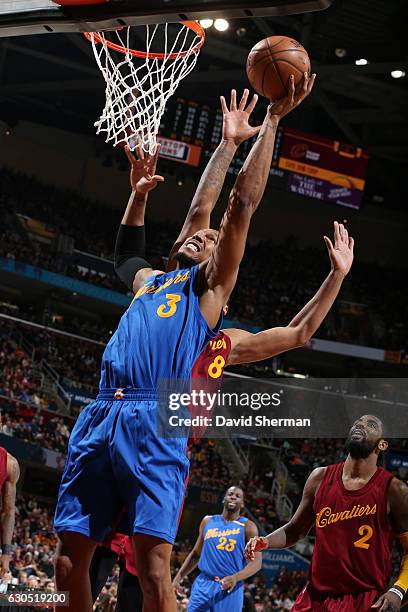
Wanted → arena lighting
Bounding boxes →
[214,18,229,32]
[391,70,406,79]
[199,19,213,29]
[335,47,346,58]
[355,58,368,66]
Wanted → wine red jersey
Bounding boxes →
[189,331,231,444]
[0,448,7,488]
[311,462,394,594]
[191,331,231,381]
[102,532,138,576]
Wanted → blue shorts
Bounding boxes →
[54,390,190,544]
[187,573,244,612]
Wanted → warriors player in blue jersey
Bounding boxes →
[54,82,316,612]
[173,486,260,612]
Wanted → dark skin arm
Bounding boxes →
[132,75,315,303]
[372,478,408,612]
[225,221,354,365]
[0,454,20,577]
[198,73,316,329]
[215,520,262,593]
[167,90,260,272]
[122,143,163,226]
[172,516,211,591]
[245,467,325,561]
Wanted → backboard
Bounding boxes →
[0,0,334,38]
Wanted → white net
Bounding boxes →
[87,23,204,153]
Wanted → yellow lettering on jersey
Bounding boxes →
[216,537,237,552]
[155,278,174,293]
[353,524,373,549]
[157,294,181,318]
[316,504,377,528]
[204,527,241,541]
[133,272,190,301]
[134,282,153,299]
[209,338,227,351]
[208,356,226,379]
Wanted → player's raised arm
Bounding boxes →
[0,455,20,577]
[244,467,325,561]
[172,516,210,591]
[167,89,260,271]
[114,143,165,292]
[226,221,353,365]
[199,73,316,328]
[372,479,408,611]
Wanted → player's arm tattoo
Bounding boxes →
[167,140,237,270]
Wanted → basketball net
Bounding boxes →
[86,22,205,153]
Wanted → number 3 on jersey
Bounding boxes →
[157,294,181,318]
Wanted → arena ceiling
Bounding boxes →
[0,0,407,201]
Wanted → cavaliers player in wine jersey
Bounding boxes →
[0,417,20,578]
[245,414,408,612]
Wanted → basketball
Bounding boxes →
[246,35,311,101]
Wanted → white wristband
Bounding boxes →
[389,587,404,601]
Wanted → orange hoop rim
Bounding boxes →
[84,21,205,60]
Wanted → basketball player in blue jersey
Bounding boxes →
[53,86,310,612]
[173,486,261,611]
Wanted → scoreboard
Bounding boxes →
[160,98,369,209]
[275,128,369,209]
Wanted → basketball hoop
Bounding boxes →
[84,22,205,153]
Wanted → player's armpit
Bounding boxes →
[132,268,164,294]
[226,326,308,366]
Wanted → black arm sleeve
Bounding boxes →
[114,224,152,291]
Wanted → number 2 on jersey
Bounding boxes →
[157,294,181,318]
[353,524,373,549]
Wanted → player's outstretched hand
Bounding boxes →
[124,140,164,196]
[220,89,261,147]
[371,589,402,611]
[324,221,354,277]
[244,536,269,561]
[215,574,237,593]
[269,71,316,120]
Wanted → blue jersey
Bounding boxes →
[199,515,248,579]
[100,265,221,390]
